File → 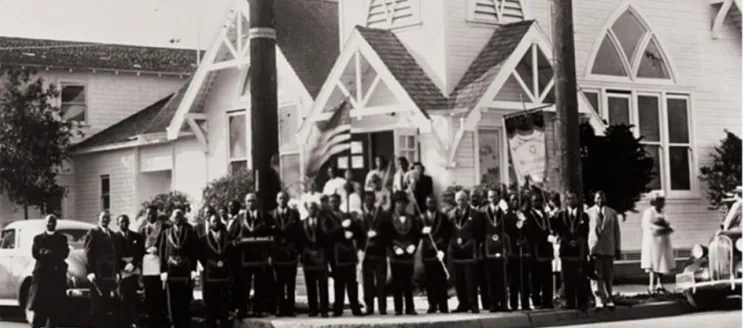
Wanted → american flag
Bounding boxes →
[304,100,351,177]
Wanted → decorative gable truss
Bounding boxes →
[451,24,605,163]
[712,0,742,39]
[166,0,252,143]
[366,0,421,29]
[298,28,449,158]
[167,0,311,146]
[467,0,525,24]
[208,0,252,71]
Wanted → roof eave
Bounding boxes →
[0,62,195,77]
[72,131,194,155]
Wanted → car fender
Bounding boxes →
[682,257,707,273]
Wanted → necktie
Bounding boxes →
[598,207,604,227]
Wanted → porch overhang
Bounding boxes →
[448,22,606,163]
[297,28,444,154]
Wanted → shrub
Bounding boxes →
[139,191,191,218]
[201,168,255,213]
[581,123,655,214]
[700,130,742,209]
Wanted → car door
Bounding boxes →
[0,229,16,299]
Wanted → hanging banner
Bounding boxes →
[503,108,547,185]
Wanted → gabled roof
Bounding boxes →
[167,0,340,140]
[356,26,447,112]
[0,36,201,74]
[73,82,188,150]
[449,20,534,109]
[275,0,339,98]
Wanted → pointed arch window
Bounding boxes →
[585,8,696,198]
[366,0,421,30]
[590,9,671,80]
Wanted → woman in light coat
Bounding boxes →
[640,192,675,293]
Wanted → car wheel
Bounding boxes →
[685,290,726,310]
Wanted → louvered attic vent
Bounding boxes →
[468,0,525,24]
[366,0,421,30]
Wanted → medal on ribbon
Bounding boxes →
[492,235,499,241]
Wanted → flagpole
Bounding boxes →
[346,99,353,214]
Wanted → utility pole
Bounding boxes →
[550,0,583,200]
[249,0,280,211]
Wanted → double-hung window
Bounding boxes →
[227,110,249,174]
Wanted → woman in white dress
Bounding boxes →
[640,192,675,293]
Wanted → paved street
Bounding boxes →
[551,308,741,328]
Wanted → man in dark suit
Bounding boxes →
[29,214,69,328]
[410,162,433,214]
[359,191,391,315]
[480,189,510,312]
[420,195,452,314]
[84,211,120,328]
[554,192,590,310]
[506,193,532,311]
[297,201,330,317]
[449,190,484,314]
[388,191,422,315]
[228,193,275,318]
[527,193,555,309]
[137,206,170,327]
[198,212,234,328]
[160,209,199,328]
[323,193,364,317]
[270,191,300,317]
[114,215,144,328]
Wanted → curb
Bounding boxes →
[237,300,693,328]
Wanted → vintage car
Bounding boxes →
[0,219,94,325]
[675,228,742,309]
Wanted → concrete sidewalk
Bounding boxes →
[292,284,650,313]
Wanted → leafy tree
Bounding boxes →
[139,190,191,218]
[581,123,655,215]
[201,168,255,213]
[0,67,80,219]
[700,130,742,209]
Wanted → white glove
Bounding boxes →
[147,247,157,254]
[160,272,168,282]
[394,247,404,255]
[190,271,198,280]
[367,230,377,238]
[87,273,95,282]
[124,263,134,272]
[436,251,444,261]
[547,235,557,243]
[422,226,432,234]
[406,245,416,254]
[197,262,204,273]
[342,219,351,228]
[357,251,365,261]
[344,231,354,240]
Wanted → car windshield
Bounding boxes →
[57,229,87,249]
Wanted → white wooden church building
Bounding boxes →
[72,0,741,258]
